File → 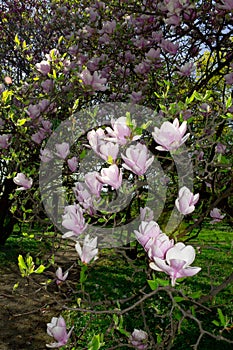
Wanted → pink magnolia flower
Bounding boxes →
[41,79,54,93]
[55,142,70,159]
[31,129,46,144]
[210,208,225,224]
[40,148,53,162]
[224,72,233,85]
[177,62,195,77]
[87,128,105,155]
[39,98,51,112]
[75,234,98,264]
[145,48,161,61]
[26,104,41,119]
[129,329,148,350]
[67,157,78,172]
[85,171,103,197]
[160,39,179,55]
[87,57,101,71]
[41,120,52,133]
[105,117,132,145]
[73,183,97,215]
[55,267,69,285]
[152,118,190,151]
[150,242,201,286]
[215,143,226,154]
[134,61,150,75]
[13,173,33,190]
[36,60,51,75]
[122,143,154,176]
[134,220,161,251]
[165,14,181,26]
[46,316,73,348]
[97,164,122,190]
[175,186,199,215]
[129,91,143,104]
[140,207,154,222]
[62,204,87,239]
[0,134,11,149]
[148,233,174,260]
[98,141,119,162]
[100,20,116,34]
[80,69,107,91]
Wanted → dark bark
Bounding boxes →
[0,178,17,245]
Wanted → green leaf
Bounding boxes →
[34,265,46,274]
[217,308,226,326]
[174,296,184,303]
[193,90,203,101]
[26,254,33,267]
[190,306,196,317]
[173,309,183,321]
[18,255,27,277]
[118,328,130,337]
[16,118,27,126]
[140,120,152,130]
[185,92,195,104]
[52,69,57,79]
[203,90,212,101]
[80,149,86,160]
[14,34,20,46]
[189,291,202,299]
[22,40,27,50]
[212,320,220,327]
[125,111,134,129]
[58,35,64,45]
[147,277,169,290]
[18,255,27,270]
[113,314,119,326]
[13,282,19,291]
[154,91,161,98]
[88,334,105,350]
[1,90,13,103]
[72,98,79,111]
[226,95,232,109]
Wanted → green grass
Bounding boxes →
[0,232,52,265]
[66,224,233,349]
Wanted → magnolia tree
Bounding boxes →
[0,0,233,348]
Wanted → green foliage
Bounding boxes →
[88,334,105,350]
[147,275,170,290]
[18,253,46,277]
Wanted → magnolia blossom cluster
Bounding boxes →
[40,141,78,172]
[59,117,199,287]
[135,206,201,286]
[61,117,192,240]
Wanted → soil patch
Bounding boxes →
[0,246,78,350]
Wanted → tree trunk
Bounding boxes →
[0,178,17,246]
